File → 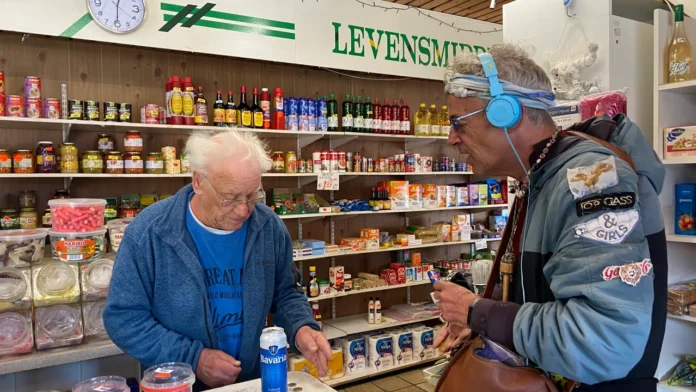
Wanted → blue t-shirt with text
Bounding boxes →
[185,200,247,359]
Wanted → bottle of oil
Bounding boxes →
[194,86,208,126]
[439,105,451,135]
[669,4,693,83]
[429,104,440,136]
[414,103,431,136]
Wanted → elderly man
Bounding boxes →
[104,130,331,390]
[433,44,666,391]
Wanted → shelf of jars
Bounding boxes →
[307,280,431,303]
[0,172,474,179]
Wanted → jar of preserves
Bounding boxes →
[59,143,78,174]
[124,152,143,174]
[96,134,114,154]
[104,151,124,174]
[118,208,138,218]
[0,209,19,230]
[0,150,11,174]
[42,209,51,228]
[285,151,297,174]
[19,209,37,229]
[145,152,164,174]
[124,131,143,153]
[18,190,36,209]
[35,141,56,173]
[12,150,34,174]
[81,150,103,174]
[271,151,284,173]
[53,189,70,199]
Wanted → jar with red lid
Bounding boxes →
[0,150,11,174]
[124,131,143,153]
[118,208,138,218]
[12,150,33,174]
[35,142,56,173]
[124,152,143,174]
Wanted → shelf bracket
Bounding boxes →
[298,133,326,149]
[329,134,358,149]
[62,123,71,143]
[405,137,437,151]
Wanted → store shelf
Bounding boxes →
[0,173,192,178]
[658,80,696,94]
[0,338,122,376]
[668,314,696,323]
[280,212,343,220]
[280,205,505,221]
[667,234,696,244]
[662,157,696,165]
[323,314,440,336]
[321,324,347,340]
[308,281,431,302]
[350,172,472,176]
[324,356,444,387]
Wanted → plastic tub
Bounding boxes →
[32,262,80,307]
[48,198,107,232]
[106,218,132,253]
[0,228,47,267]
[73,376,130,392]
[81,258,114,301]
[35,304,83,350]
[141,362,196,392]
[49,229,106,262]
[0,310,33,357]
[0,267,31,311]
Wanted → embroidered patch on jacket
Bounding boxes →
[573,209,640,244]
[602,259,653,286]
[567,156,619,199]
[575,192,636,216]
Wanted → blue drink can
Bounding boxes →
[287,97,298,131]
[318,97,328,132]
[308,99,317,132]
[427,270,441,284]
[260,327,288,392]
[298,98,309,131]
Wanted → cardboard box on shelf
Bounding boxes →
[453,214,471,227]
[434,224,452,242]
[412,253,422,266]
[381,269,399,285]
[340,237,364,250]
[330,266,345,292]
[271,189,338,215]
[676,184,696,235]
[360,228,380,240]
[461,226,472,240]
[456,187,469,206]
[469,184,479,206]
[388,181,410,210]
[423,184,437,208]
[436,185,447,208]
[409,184,423,209]
[390,263,406,284]
[451,225,462,242]
[446,186,457,207]
[665,126,696,160]
[478,184,488,206]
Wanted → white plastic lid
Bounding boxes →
[37,263,76,295]
[84,259,114,289]
[0,228,48,242]
[48,198,107,208]
[39,305,79,339]
[141,363,195,390]
[106,218,133,230]
[0,312,29,348]
[72,376,130,392]
[344,274,352,279]
[0,268,27,302]
[48,229,107,238]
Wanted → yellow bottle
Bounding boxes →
[414,103,431,136]
[669,4,693,83]
[439,105,451,136]
[429,104,440,136]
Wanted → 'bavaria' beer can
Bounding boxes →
[308,99,317,131]
[298,98,309,131]
[260,327,288,392]
[287,97,298,131]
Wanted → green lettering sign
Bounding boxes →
[385,31,400,62]
[332,22,348,54]
[418,36,431,66]
[365,28,385,59]
[349,25,365,57]
[431,40,451,67]
[400,34,417,64]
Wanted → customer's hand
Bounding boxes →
[196,348,242,387]
[295,326,333,377]
[434,322,472,353]
[433,280,478,326]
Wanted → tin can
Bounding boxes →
[338,151,346,172]
[6,95,24,117]
[308,99,317,132]
[85,100,100,121]
[25,98,41,118]
[405,153,415,172]
[312,151,321,173]
[306,159,313,173]
[118,103,132,122]
[145,104,159,124]
[25,76,41,99]
[0,71,5,95]
[287,97,298,131]
[0,94,4,116]
[271,151,285,173]
[161,146,176,161]
[346,152,353,172]
[362,157,368,172]
[103,102,119,122]
[440,157,449,172]
[298,159,307,173]
[329,151,339,172]
[320,151,329,172]
[449,158,456,172]
[367,158,374,172]
[260,327,288,392]
[298,98,309,131]
[424,156,433,172]
[285,151,297,173]
[353,152,361,172]
[68,100,84,120]
[180,152,190,173]
[44,98,61,120]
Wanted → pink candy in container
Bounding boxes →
[0,310,34,357]
[48,199,107,233]
[141,362,196,392]
[73,376,130,392]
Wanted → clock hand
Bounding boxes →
[112,0,134,19]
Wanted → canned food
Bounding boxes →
[298,159,307,173]
[85,100,100,121]
[306,159,313,173]
[271,151,284,173]
[68,100,84,120]
[144,104,159,124]
[6,95,24,117]
[0,150,10,173]
[118,103,131,122]
[103,102,118,122]
[330,151,339,172]
[19,190,36,209]
[60,143,79,174]
[346,152,353,173]
[320,151,329,172]
[25,98,41,118]
[105,151,124,174]
[43,98,60,120]
[161,146,176,161]
[285,151,297,173]
[456,163,465,172]
[312,152,321,173]
[388,158,395,173]
[0,93,4,116]
[19,208,37,229]
[82,150,103,174]
[180,152,190,173]
[124,131,143,153]
[42,209,51,228]
[0,71,4,95]
[24,76,41,98]
[124,152,144,174]
[165,159,181,174]
[379,158,386,173]
[13,150,33,173]
[405,153,415,172]
[338,151,346,172]
[449,158,456,172]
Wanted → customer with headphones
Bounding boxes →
[432,44,666,392]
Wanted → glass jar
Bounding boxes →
[42,209,51,228]
[96,133,115,154]
[0,209,19,230]
[59,143,78,174]
[0,149,11,174]
[34,304,83,350]
[0,267,31,312]
[271,151,284,173]
[124,152,143,174]
[0,311,34,357]
[32,262,80,307]
[124,131,143,153]
[104,197,118,223]
[35,141,56,173]
[180,152,190,173]
[53,189,70,199]
[12,150,34,174]
[81,259,113,302]
[145,152,164,174]
[344,273,352,292]
[105,151,124,174]
[81,150,103,174]
[19,209,37,229]
[285,151,297,173]
[18,190,36,209]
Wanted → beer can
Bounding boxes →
[308,99,317,132]
[367,158,373,172]
[321,150,329,172]
[298,98,309,131]
[287,97,298,131]
[313,151,322,173]
[330,150,339,172]
[414,153,422,172]
[456,163,466,172]
[346,152,353,172]
[440,157,448,172]
[306,159,314,173]
[353,153,361,172]
[405,153,415,172]
[338,151,346,172]
[260,327,288,392]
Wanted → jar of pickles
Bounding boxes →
[124,131,143,153]
[81,150,103,174]
[124,152,143,174]
[145,152,164,174]
[0,209,19,230]
[271,151,284,173]
[35,142,56,173]
[12,150,33,174]
[59,143,78,174]
[0,150,11,174]
[105,151,124,174]
[19,209,37,229]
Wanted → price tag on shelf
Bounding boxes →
[317,172,339,191]
[475,239,487,250]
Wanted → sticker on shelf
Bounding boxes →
[475,239,487,250]
[317,172,339,191]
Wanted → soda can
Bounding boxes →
[321,150,330,172]
[346,152,353,172]
[456,163,465,172]
[260,327,288,392]
[353,152,361,172]
[414,153,422,172]
[330,150,339,172]
[313,151,322,173]
[405,154,415,172]
[308,99,317,132]
[298,98,309,131]
[338,151,346,172]
[306,159,314,173]
[439,157,447,172]
[287,97,298,131]
[367,158,373,172]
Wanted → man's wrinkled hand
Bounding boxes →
[196,348,242,388]
[295,326,333,377]
[434,322,472,353]
[433,280,478,326]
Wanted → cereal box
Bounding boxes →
[446,186,457,207]
[676,184,696,235]
[453,214,471,227]
[478,184,488,206]
[451,225,462,242]
[330,266,345,292]
[469,184,479,206]
[388,181,410,210]
[436,186,447,208]
[456,187,469,206]
[665,126,696,160]
[409,184,423,209]
[406,268,414,282]
[423,184,437,208]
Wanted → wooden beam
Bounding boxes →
[465,0,513,19]
[489,14,503,23]
[481,10,503,22]
[436,0,489,15]
[455,0,496,17]
[417,0,452,9]
[393,0,416,4]
[433,0,471,13]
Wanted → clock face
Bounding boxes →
[88,0,146,34]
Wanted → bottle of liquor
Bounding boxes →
[364,96,374,133]
[414,103,430,136]
[400,100,411,135]
[342,94,354,132]
[375,187,384,210]
[391,100,401,134]
[194,86,208,126]
[251,88,264,129]
[238,86,251,128]
[382,99,392,134]
[440,105,451,135]
[327,93,339,132]
[354,95,364,133]
[669,4,693,83]
[225,91,237,127]
[373,98,382,134]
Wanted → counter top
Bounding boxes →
[210,371,337,392]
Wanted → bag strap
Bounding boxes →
[564,130,636,171]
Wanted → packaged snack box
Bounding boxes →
[423,184,437,208]
[469,184,479,206]
[388,181,410,210]
[360,228,380,240]
[665,126,696,159]
[437,186,447,208]
[446,186,457,207]
[676,184,696,235]
[453,214,471,227]
[409,184,423,209]
[456,187,469,206]
[478,184,488,206]
[330,266,345,292]
[451,225,462,242]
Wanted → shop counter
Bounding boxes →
[210,371,337,392]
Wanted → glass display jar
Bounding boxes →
[81,258,113,302]
[124,131,143,153]
[0,311,33,357]
[12,150,34,174]
[34,304,83,350]
[59,143,78,174]
[145,152,164,174]
[53,189,70,199]
[0,149,11,174]
[105,151,124,174]
[35,141,56,173]
[82,300,107,337]
[124,152,143,174]
[32,262,80,307]
[0,267,31,312]
[0,209,19,230]
[19,208,37,229]
[82,150,103,174]
[96,133,115,154]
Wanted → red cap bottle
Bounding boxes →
[273,87,285,130]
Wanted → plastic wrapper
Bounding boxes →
[34,304,83,350]
[579,89,628,120]
[668,356,696,386]
[474,337,526,367]
[73,376,130,392]
[668,282,696,316]
[82,300,107,337]
[49,229,106,262]
[106,218,132,253]
[0,229,47,267]
[32,262,80,307]
[140,362,196,392]
[81,258,113,302]
[0,310,33,357]
[0,267,32,311]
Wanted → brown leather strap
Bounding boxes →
[565,131,636,171]
[482,198,519,300]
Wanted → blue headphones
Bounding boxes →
[478,53,522,128]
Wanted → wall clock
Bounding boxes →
[87,0,146,34]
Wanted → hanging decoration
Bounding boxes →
[548,43,602,101]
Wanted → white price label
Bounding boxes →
[475,239,487,250]
[317,173,339,190]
